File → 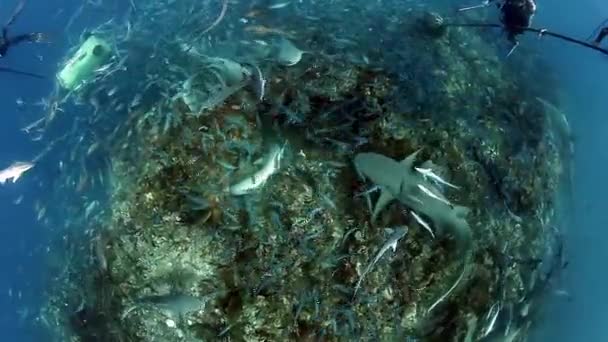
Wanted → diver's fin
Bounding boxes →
[5,0,26,28]
[0,66,44,79]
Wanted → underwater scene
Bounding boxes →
[3,0,607,341]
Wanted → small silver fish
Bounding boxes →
[410,211,435,239]
[216,159,237,170]
[253,39,268,46]
[87,142,100,156]
[415,167,460,189]
[107,86,119,97]
[268,1,291,9]
[417,184,452,207]
[229,142,286,195]
[94,62,114,74]
[427,266,466,313]
[246,63,266,101]
[21,117,45,134]
[129,93,142,108]
[37,206,46,221]
[354,226,408,297]
[354,185,379,198]
[85,201,99,219]
[482,303,501,337]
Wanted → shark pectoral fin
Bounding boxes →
[453,205,470,218]
[400,149,422,169]
[371,187,394,224]
[12,174,21,182]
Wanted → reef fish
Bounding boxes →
[268,2,291,9]
[229,143,286,195]
[0,161,34,184]
[354,226,408,297]
[415,166,460,189]
[246,63,266,101]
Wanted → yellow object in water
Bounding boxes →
[57,35,112,90]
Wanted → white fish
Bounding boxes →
[107,86,119,97]
[268,1,291,9]
[253,39,268,46]
[354,185,379,198]
[553,289,571,299]
[354,226,408,297]
[410,211,435,239]
[129,93,142,108]
[37,206,46,221]
[0,162,34,184]
[427,266,466,313]
[275,38,306,66]
[415,167,460,189]
[246,63,266,101]
[229,143,286,195]
[482,303,501,337]
[85,201,99,219]
[21,117,45,134]
[94,62,114,74]
[87,142,100,156]
[417,184,452,207]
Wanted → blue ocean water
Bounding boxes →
[0,1,121,340]
[531,1,608,341]
[0,0,606,341]
[0,1,63,340]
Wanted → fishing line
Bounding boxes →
[444,22,608,56]
[0,66,45,79]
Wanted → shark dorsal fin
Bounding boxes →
[400,149,421,170]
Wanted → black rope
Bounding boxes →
[445,22,608,56]
[0,66,45,79]
[586,19,608,41]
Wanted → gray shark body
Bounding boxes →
[354,151,471,251]
[354,151,474,313]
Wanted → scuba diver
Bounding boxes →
[593,26,608,46]
[495,0,536,54]
[460,0,537,56]
[452,0,608,57]
[0,0,47,78]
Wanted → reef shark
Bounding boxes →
[0,161,34,184]
[353,151,471,252]
[354,151,475,313]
